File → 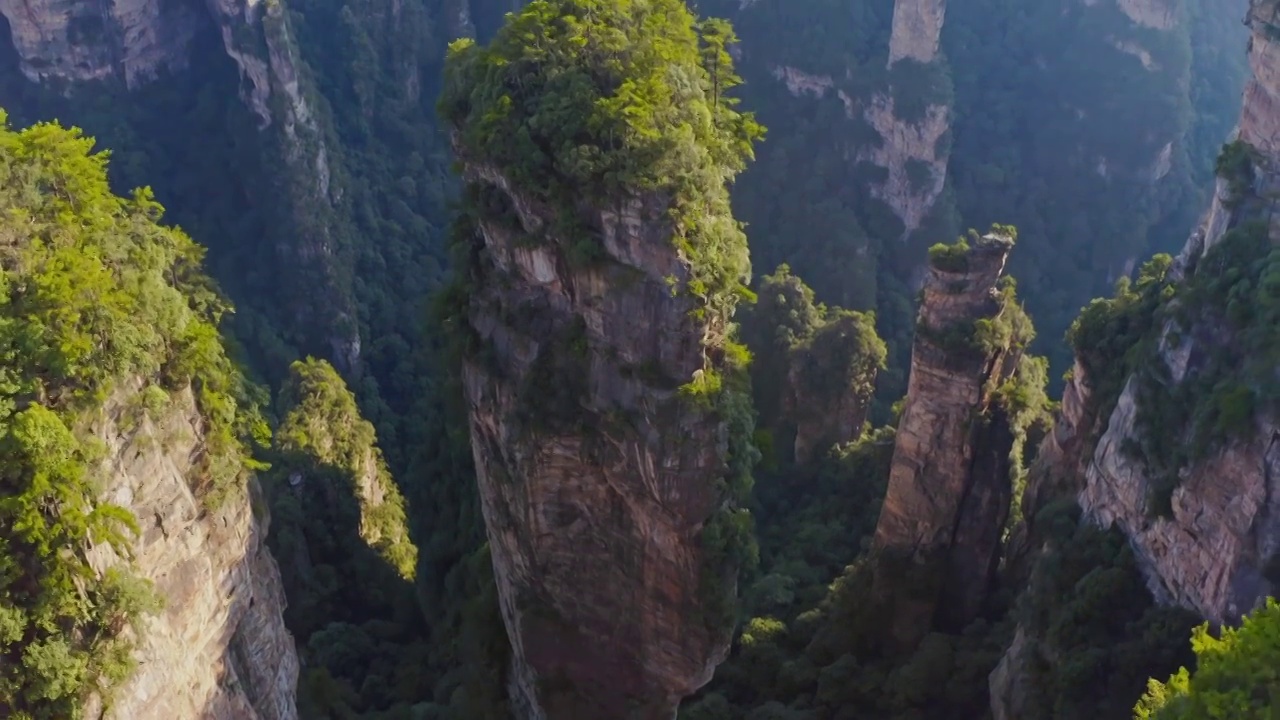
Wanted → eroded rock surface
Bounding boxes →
[888,0,945,64]
[0,0,203,85]
[869,233,1023,647]
[862,0,951,237]
[457,160,742,718]
[83,384,299,720]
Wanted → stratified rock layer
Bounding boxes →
[459,163,735,719]
[83,384,299,720]
[870,233,1020,647]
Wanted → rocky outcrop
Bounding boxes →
[888,0,945,64]
[1183,0,1280,266]
[784,362,868,465]
[868,232,1025,648]
[771,65,834,97]
[782,312,883,464]
[1116,0,1177,30]
[861,97,950,237]
[0,0,203,86]
[82,383,299,720]
[1079,376,1280,624]
[988,626,1032,720]
[861,0,951,238]
[457,159,745,718]
[1071,0,1280,628]
[769,64,856,123]
[990,8,1267,710]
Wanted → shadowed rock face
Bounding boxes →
[0,0,359,371]
[870,233,1022,648]
[1073,0,1280,628]
[0,0,204,86]
[457,162,739,719]
[82,384,298,720]
[991,6,1280,715]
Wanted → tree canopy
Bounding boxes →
[0,111,263,718]
[1136,599,1280,720]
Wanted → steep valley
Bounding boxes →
[0,0,1276,717]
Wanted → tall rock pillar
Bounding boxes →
[439,2,760,717]
[869,231,1030,649]
[862,0,953,240]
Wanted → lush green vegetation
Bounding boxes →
[265,359,433,717]
[1008,501,1197,720]
[274,358,417,579]
[440,0,764,326]
[440,0,766,645]
[0,3,507,712]
[1066,254,1177,427]
[704,0,1245,395]
[1136,598,1280,719]
[743,265,887,461]
[684,236,1062,720]
[0,113,265,718]
[0,0,1258,715]
[1060,141,1280,516]
[917,229,1038,374]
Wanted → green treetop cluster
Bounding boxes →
[439,0,765,332]
[0,112,266,718]
[275,358,417,580]
[1136,599,1280,719]
[743,264,887,455]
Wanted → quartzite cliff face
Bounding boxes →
[862,0,951,238]
[442,6,759,716]
[869,233,1026,648]
[84,384,299,720]
[456,168,741,719]
[1073,0,1280,627]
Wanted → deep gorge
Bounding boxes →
[0,0,1274,717]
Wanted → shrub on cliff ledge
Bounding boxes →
[440,0,764,329]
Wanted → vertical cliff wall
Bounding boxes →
[990,6,1280,716]
[0,116,298,719]
[1071,0,1280,627]
[862,0,951,240]
[0,0,203,85]
[440,3,760,716]
[868,230,1036,648]
[84,386,300,720]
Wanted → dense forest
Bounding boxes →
[0,0,1275,717]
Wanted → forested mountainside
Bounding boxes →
[0,0,1276,717]
[0,114,299,720]
[703,0,1249,389]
